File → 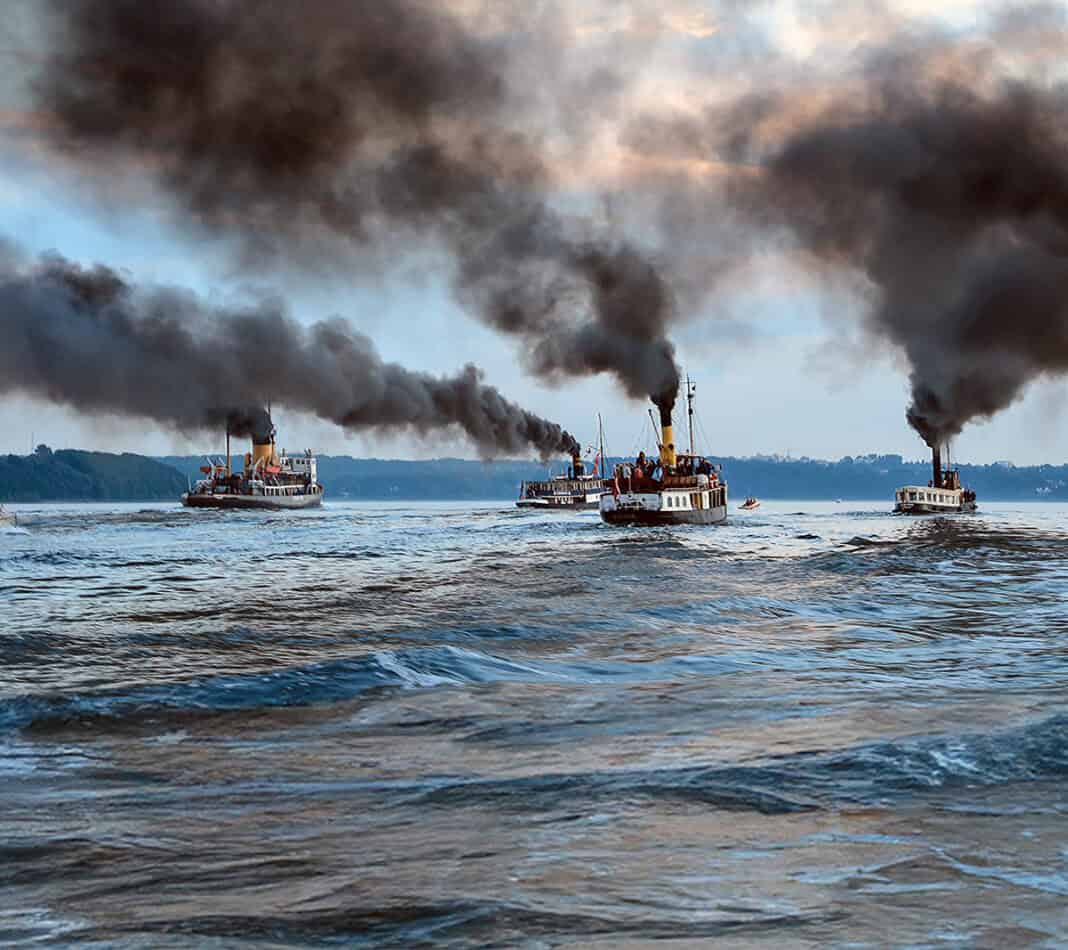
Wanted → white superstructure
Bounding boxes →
[894,485,973,514]
[893,445,976,514]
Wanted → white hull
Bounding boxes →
[894,484,976,515]
[516,492,603,511]
[600,481,728,526]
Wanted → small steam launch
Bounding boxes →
[517,419,611,511]
[894,444,977,515]
[600,378,728,526]
[181,410,324,511]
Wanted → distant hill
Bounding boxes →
[0,447,188,502]
[157,452,1068,502]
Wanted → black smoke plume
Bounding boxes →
[35,0,680,412]
[225,407,274,445]
[0,246,579,457]
[694,12,1068,446]
[758,83,1068,446]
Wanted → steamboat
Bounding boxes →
[181,413,323,511]
[600,378,728,526]
[517,419,610,511]
[894,445,977,515]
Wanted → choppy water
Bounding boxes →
[2,499,1067,947]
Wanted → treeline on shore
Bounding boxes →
[161,453,1063,502]
[4,449,1067,502]
[0,447,188,502]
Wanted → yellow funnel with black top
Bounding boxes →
[659,405,676,470]
[251,438,277,470]
[246,409,278,473]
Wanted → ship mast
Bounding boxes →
[648,408,661,445]
[686,375,696,455]
[597,413,606,479]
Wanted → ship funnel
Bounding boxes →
[659,404,676,470]
[250,409,278,471]
[932,445,942,489]
[571,449,584,478]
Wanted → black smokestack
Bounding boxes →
[0,245,579,458]
[932,445,942,489]
[34,0,682,410]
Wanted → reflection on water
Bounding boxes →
[2,500,1068,946]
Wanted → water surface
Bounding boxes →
[2,500,1067,946]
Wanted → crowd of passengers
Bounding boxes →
[627,451,716,482]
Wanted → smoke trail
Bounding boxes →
[34,0,680,411]
[0,246,579,457]
[645,7,1068,446]
[758,75,1068,446]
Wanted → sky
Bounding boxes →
[2,0,1066,465]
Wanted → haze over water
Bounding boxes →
[2,501,1067,946]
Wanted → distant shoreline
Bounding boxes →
[5,448,1068,503]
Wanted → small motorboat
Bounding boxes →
[0,505,16,527]
[738,497,760,511]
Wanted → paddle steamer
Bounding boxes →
[517,419,610,511]
[182,414,324,511]
[894,446,976,514]
[600,378,728,526]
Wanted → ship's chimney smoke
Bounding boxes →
[225,408,274,446]
[932,445,942,489]
[0,245,579,459]
[36,0,683,413]
[639,6,1068,446]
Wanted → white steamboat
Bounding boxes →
[518,421,610,511]
[600,378,728,526]
[894,445,976,515]
[182,415,323,511]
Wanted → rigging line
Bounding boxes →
[629,414,650,460]
[694,409,716,460]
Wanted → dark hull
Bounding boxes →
[601,505,727,526]
[894,503,977,515]
[892,503,978,510]
[182,492,323,511]
[892,499,978,514]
